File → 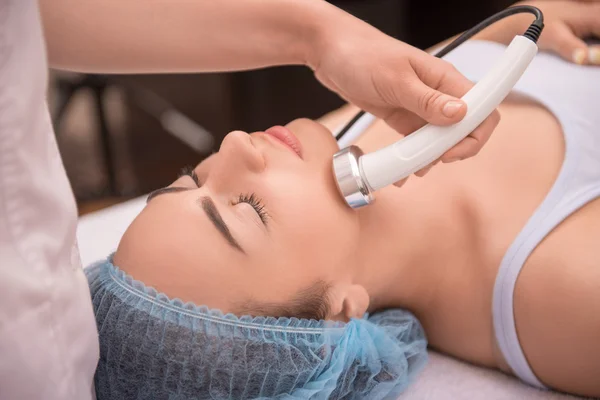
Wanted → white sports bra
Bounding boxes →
[444,40,600,388]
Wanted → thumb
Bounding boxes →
[543,24,590,65]
[401,74,467,126]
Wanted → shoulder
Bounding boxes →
[514,197,600,397]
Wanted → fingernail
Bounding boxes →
[590,48,600,65]
[442,100,465,118]
[573,48,587,65]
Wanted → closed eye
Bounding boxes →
[234,193,269,226]
[179,166,200,187]
[149,166,269,230]
[180,167,268,225]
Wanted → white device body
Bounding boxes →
[358,35,537,191]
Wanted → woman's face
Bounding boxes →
[114,118,362,313]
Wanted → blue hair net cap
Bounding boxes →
[86,257,428,399]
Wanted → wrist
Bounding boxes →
[226,0,337,68]
[286,0,341,69]
[294,1,363,71]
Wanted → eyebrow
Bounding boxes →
[146,187,191,203]
[199,196,245,253]
[146,188,245,253]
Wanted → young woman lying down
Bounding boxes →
[87,1,600,398]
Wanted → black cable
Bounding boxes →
[434,5,543,58]
[335,5,544,141]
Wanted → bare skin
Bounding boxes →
[115,92,598,397]
[320,97,600,396]
[114,2,600,396]
[41,0,500,172]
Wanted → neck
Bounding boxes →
[352,182,473,316]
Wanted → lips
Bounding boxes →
[264,126,303,159]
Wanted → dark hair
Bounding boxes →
[237,280,332,320]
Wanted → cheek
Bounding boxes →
[272,193,360,268]
[266,167,359,231]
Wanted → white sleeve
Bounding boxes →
[0,1,98,399]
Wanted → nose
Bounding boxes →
[221,130,265,172]
[214,130,266,180]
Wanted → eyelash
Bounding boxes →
[180,166,268,225]
[234,193,269,225]
[179,166,200,186]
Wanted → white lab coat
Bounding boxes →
[0,1,99,398]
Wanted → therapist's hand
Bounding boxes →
[309,16,500,184]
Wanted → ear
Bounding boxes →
[328,284,370,322]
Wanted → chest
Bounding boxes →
[393,100,570,367]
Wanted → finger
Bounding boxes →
[575,2,600,40]
[393,177,409,188]
[590,46,600,66]
[399,68,467,127]
[441,109,500,162]
[383,108,427,136]
[543,24,590,64]
[415,164,434,177]
[568,2,600,64]
[385,60,476,134]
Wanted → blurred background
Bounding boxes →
[50,0,515,215]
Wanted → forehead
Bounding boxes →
[142,189,238,257]
[130,194,356,313]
